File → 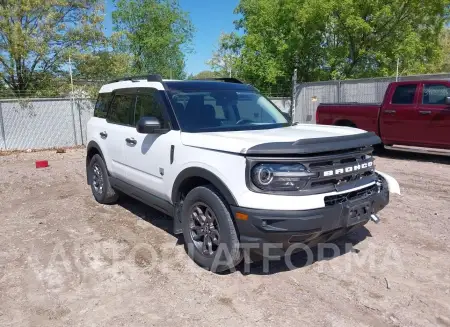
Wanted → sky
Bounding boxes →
[104,0,240,75]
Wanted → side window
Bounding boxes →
[134,90,168,127]
[391,84,417,104]
[94,93,112,118]
[422,84,449,105]
[108,94,135,125]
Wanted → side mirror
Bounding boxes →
[136,116,161,134]
[445,97,450,105]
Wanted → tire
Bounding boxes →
[88,154,119,204]
[181,185,242,272]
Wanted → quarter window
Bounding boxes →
[391,84,417,104]
[108,94,135,125]
[422,84,449,105]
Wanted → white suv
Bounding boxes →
[86,75,400,271]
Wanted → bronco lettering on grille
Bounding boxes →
[323,161,373,177]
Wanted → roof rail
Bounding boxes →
[107,74,163,84]
[195,77,244,84]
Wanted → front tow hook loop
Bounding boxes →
[371,214,380,224]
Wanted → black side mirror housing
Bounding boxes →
[136,116,162,134]
[445,97,450,105]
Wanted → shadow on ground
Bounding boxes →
[117,194,184,245]
[233,227,371,275]
[115,194,371,276]
[376,148,450,164]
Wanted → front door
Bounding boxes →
[120,88,176,201]
[418,82,450,149]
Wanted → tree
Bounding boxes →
[231,0,450,90]
[208,32,243,78]
[0,0,105,96]
[188,70,221,79]
[73,51,133,81]
[112,0,194,79]
[430,28,450,73]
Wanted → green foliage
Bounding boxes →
[220,0,450,92]
[187,70,221,79]
[0,0,105,96]
[73,51,134,81]
[208,32,243,78]
[112,0,194,80]
[430,28,450,73]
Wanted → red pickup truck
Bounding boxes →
[316,81,450,149]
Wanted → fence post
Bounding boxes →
[0,102,6,150]
[70,97,78,146]
[77,99,84,145]
[337,80,341,103]
[291,69,297,122]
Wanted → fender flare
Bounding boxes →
[171,167,238,206]
[86,141,106,184]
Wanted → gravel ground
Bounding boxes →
[0,148,449,327]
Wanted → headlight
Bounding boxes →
[251,163,316,191]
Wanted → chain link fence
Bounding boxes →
[0,98,94,150]
[293,73,450,124]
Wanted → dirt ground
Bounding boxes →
[0,148,449,327]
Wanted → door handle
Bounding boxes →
[419,110,432,115]
[384,110,396,114]
[99,131,108,138]
[125,137,137,145]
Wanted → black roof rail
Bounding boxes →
[107,74,163,84]
[195,77,244,84]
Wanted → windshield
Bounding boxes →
[168,89,289,132]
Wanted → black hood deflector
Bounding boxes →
[246,132,381,156]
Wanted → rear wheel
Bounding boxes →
[88,154,119,204]
[181,185,242,272]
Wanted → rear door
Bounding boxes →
[380,83,427,145]
[418,82,450,148]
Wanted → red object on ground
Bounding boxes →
[35,160,49,168]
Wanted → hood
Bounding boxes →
[180,124,377,155]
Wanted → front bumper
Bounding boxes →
[230,183,389,249]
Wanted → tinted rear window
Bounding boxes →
[391,84,417,104]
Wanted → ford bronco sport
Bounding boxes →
[86,75,400,272]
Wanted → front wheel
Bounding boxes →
[181,185,242,272]
[88,154,119,204]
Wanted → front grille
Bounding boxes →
[324,184,379,206]
[246,146,377,196]
[301,147,376,192]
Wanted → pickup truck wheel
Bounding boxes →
[182,185,242,272]
[88,154,118,204]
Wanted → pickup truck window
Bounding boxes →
[422,84,449,105]
[392,84,417,104]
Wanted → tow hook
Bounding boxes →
[370,214,380,224]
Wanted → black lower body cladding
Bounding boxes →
[230,181,389,253]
